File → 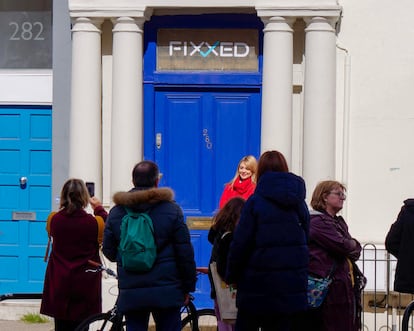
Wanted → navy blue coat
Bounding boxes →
[102,187,196,313]
[226,171,309,314]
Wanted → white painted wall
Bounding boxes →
[0,71,52,105]
[336,0,414,244]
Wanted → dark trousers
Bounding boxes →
[125,307,181,331]
[291,307,323,331]
[235,309,293,331]
[54,318,82,331]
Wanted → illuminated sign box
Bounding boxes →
[157,29,259,72]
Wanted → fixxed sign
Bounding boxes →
[157,28,259,71]
[168,41,250,58]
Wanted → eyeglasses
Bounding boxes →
[329,191,346,199]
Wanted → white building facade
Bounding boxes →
[65,0,413,244]
[1,0,413,310]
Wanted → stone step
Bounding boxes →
[0,299,44,321]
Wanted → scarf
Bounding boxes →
[231,177,254,195]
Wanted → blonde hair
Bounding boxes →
[310,180,346,213]
[228,155,257,188]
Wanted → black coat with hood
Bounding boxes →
[385,198,414,293]
[102,187,196,313]
[226,171,310,314]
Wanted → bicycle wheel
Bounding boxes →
[181,300,199,331]
[75,312,125,331]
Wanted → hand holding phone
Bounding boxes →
[86,182,95,197]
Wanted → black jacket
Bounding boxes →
[207,228,233,299]
[385,199,414,293]
[226,171,310,314]
[102,187,196,313]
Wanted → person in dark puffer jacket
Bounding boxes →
[226,150,310,331]
[386,199,414,294]
[103,160,196,331]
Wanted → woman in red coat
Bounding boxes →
[40,178,108,331]
[219,155,257,209]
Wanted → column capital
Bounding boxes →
[262,16,296,33]
[304,16,336,32]
[111,16,145,32]
[71,17,104,33]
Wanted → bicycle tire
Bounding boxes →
[75,312,125,331]
[181,300,199,331]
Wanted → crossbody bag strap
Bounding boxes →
[327,261,337,279]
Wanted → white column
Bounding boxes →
[260,16,295,166]
[303,16,337,195]
[111,17,144,195]
[69,17,103,197]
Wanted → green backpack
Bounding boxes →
[119,207,157,272]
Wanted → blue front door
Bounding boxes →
[0,106,52,293]
[154,87,261,307]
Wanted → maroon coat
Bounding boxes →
[309,211,362,331]
[40,206,107,322]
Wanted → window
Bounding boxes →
[0,0,52,69]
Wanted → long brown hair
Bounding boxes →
[59,178,89,214]
[256,150,289,182]
[212,197,245,233]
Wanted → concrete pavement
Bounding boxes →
[0,319,53,331]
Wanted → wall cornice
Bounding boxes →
[256,6,342,20]
[69,1,342,20]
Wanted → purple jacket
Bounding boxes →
[309,210,362,331]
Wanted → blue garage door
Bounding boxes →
[154,87,261,308]
[0,106,52,294]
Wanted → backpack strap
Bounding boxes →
[124,207,155,230]
[123,206,156,243]
[44,211,57,262]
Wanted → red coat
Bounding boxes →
[40,206,107,322]
[219,177,255,208]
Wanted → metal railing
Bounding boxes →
[360,244,414,331]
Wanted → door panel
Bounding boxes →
[0,106,52,293]
[154,88,260,308]
[155,88,260,215]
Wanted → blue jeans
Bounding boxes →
[125,307,181,331]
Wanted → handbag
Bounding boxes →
[307,262,337,308]
[210,261,237,324]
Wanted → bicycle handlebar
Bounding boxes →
[86,260,117,278]
[86,261,207,279]
[196,267,209,275]
[88,260,101,268]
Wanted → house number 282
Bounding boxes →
[9,21,45,41]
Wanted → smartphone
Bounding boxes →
[86,182,95,197]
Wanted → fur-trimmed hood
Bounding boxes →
[113,187,175,206]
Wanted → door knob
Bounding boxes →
[20,177,27,186]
